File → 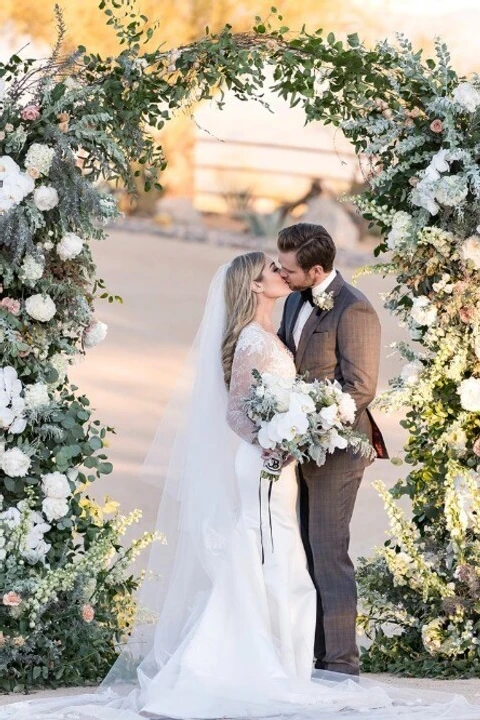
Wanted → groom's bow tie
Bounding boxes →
[300,288,314,307]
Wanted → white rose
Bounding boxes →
[83,320,108,348]
[0,156,21,179]
[57,232,84,261]
[34,185,59,211]
[25,294,56,322]
[387,211,413,250]
[338,393,356,424]
[0,169,34,211]
[461,236,480,270]
[411,296,437,327]
[459,377,480,412]
[42,497,69,522]
[24,143,56,176]
[41,471,71,498]
[453,82,480,113]
[24,383,50,410]
[400,360,424,386]
[1,448,31,477]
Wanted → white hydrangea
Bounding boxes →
[410,177,439,216]
[24,383,50,410]
[387,211,413,251]
[411,296,438,327]
[458,377,480,412]
[1,448,31,477]
[34,185,59,212]
[452,82,480,113]
[400,359,424,386]
[25,294,56,322]
[435,175,469,207]
[24,143,56,176]
[0,156,35,212]
[41,471,71,499]
[57,232,84,261]
[83,320,108,348]
[42,497,69,522]
[19,254,44,284]
[0,366,26,434]
[461,236,480,269]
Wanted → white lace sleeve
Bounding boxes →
[226,325,273,444]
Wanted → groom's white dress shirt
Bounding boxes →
[293,269,337,349]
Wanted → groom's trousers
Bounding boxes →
[298,459,363,677]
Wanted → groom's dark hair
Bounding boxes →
[277,223,336,272]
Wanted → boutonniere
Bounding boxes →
[312,290,334,311]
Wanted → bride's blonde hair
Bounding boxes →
[222,252,266,389]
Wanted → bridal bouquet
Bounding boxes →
[244,371,375,481]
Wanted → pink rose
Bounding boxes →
[82,604,95,623]
[473,438,480,456]
[21,105,41,121]
[3,591,22,607]
[409,177,420,187]
[459,307,474,324]
[1,297,21,315]
[430,119,444,133]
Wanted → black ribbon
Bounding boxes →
[300,288,314,307]
[259,479,275,565]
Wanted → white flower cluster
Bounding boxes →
[33,185,59,212]
[41,471,71,522]
[25,293,56,322]
[400,359,424,386]
[458,377,480,412]
[0,366,26,434]
[410,149,467,215]
[452,82,480,113]
[410,296,437,327]
[1,501,52,565]
[1,447,31,477]
[386,211,414,252]
[24,143,56,177]
[0,156,34,213]
[57,232,84,261]
[461,235,480,270]
[19,254,44,285]
[24,382,50,410]
[83,320,108,348]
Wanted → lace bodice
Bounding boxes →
[226,322,296,444]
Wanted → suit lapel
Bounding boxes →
[286,293,304,353]
[295,272,345,369]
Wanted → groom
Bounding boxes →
[277,222,388,677]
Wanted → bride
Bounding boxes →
[2,252,479,720]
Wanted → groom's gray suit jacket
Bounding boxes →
[278,271,387,676]
[278,271,388,472]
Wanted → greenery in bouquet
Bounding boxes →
[243,371,375,481]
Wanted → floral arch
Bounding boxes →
[1,0,480,689]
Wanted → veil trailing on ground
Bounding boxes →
[2,263,480,719]
[103,262,241,695]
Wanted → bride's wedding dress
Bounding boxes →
[2,270,479,720]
